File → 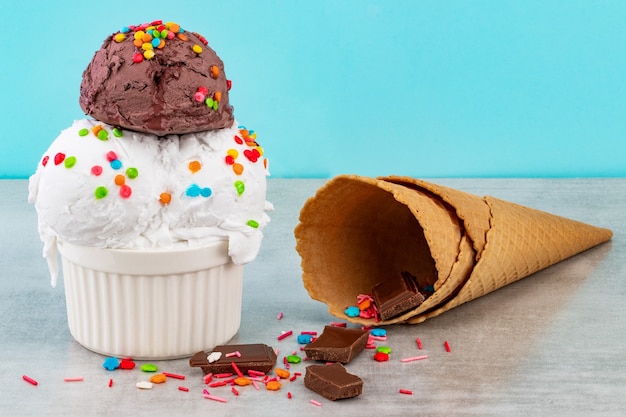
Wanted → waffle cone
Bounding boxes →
[295,175,612,325]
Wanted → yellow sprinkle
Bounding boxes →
[114,33,126,43]
[143,49,155,60]
[227,149,239,158]
[134,31,145,41]
[142,42,153,51]
[192,44,203,54]
[255,146,264,156]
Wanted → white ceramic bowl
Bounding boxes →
[57,240,243,359]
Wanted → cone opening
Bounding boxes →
[297,178,438,316]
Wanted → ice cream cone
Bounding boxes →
[295,175,612,325]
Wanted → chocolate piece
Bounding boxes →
[189,344,276,375]
[304,326,368,363]
[304,363,363,400]
[373,271,425,320]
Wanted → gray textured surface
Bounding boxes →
[1,178,624,416]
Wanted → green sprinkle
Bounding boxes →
[212,100,218,111]
[64,156,77,168]
[205,97,214,108]
[246,220,259,229]
[126,167,139,179]
[286,355,301,364]
[97,129,109,141]
[95,186,108,199]
[376,346,392,354]
[78,128,89,136]
[112,128,123,137]
[234,180,245,196]
[141,363,158,372]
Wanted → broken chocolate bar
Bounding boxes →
[372,271,425,320]
[189,343,277,375]
[304,326,368,363]
[304,363,363,400]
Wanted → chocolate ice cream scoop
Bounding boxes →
[79,20,234,135]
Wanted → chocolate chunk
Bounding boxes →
[189,343,276,375]
[304,326,368,363]
[304,363,363,400]
[373,271,425,320]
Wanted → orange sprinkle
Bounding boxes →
[266,381,282,391]
[177,33,188,41]
[234,377,251,386]
[168,23,180,33]
[142,32,153,43]
[159,192,172,205]
[358,299,371,310]
[150,374,167,384]
[91,125,103,136]
[188,160,202,173]
[232,163,244,175]
[264,159,268,169]
[214,91,222,102]
[275,368,290,379]
[114,175,125,186]
[133,38,143,48]
[210,65,219,78]
[157,39,166,49]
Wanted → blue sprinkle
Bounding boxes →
[370,328,387,337]
[120,26,130,33]
[344,306,360,317]
[186,184,201,197]
[297,334,314,344]
[151,37,161,48]
[103,357,120,371]
[200,187,212,198]
[110,159,122,170]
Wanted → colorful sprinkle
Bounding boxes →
[286,355,301,364]
[444,341,451,352]
[344,306,360,317]
[64,156,76,168]
[247,219,259,228]
[126,167,139,179]
[78,128,89,136]
[188,160,202,173]
[97,129,109,141]
[41,156,49,166]
[22,375,38,386]
[112,128,123,137]
[114,33,126,43]
[232,163,244,175]
[399,389,413,395]
[114,175,125,186]
[95,187,108,199]
[141,364,158,373]
[192,44,203,54]
[119,185,132,198]
[159,192,172,205]
[401,355,428,363]
[234,180,245,196]
[106,151,118,162]
[186,184,212,198]
[54,153,65,165]
[102,357,119,370]
[150,374,167,384]
[110,159,122,170]
[210,65,219,78]
[266,381,281,391]
[91,165,103,176]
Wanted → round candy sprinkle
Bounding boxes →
[53,153,65,165]
[64,156,77,168]
[232,163,244,175]
[41,156,49,166]
[78,128,89,136]
[141,364,158,373]
[95,186,108,199]
[112,128,123,137]
[225,155,235,165]
[106,151,118,162]
[188,160,202,173]
[373,352,389,362]
[192,44,203,54]
[370,328,387,337]
[144,50,155,60]
[266,381,281,391]
[234,180,245,196]
[126,167,139,179]
[246,220,259,229]
[297,334,313,344]
[286,355,301,364]
[214,91,222,102]
[186,184,201,197]
[159,192,172,205]
[110,160,122,170]
[200,187,212,197]
[133,53,144,63]
[114,175,125,186]
[344,306,360,317]
[136,381,153,390]
[114,33,126,43]
[377,346,392,355]
[91,165,103,176]
[97,129,109,141]
[150,374,167,384]
[194,91,206,102]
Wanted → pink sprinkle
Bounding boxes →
[203,388,210,396]
[444,341,451,352]
[231,387,239,396]
[194,91,206,102]
[106,151,118,162]
[214,373,233,379]
[231,362,244,378]
[416,338,423,350]
[300,331,317,335]
[401,355,428,363]
[225,351,241,358]
[310,399,322,407]
[399,389,413,395]
[203,373,213,384]
[22,375,38,386]
[277,312,284,320]
[252,381,260,390]
[63,377,84,382]
[178,386,189,392]
[204,394,228,403]
[365,343,377,349]
[329,322,347,327]
[277,330,293,341]
[163,372,185,380]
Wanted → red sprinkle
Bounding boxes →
[22,375,38,386]
[178,386,189,392]
[444,341,451,352]
[277,330,293,341]
[133,53,144,63]
[287,392,292,399]
[163,372,185,380]
[54,153,65,165]
[399,389,413,395]
[227,80,232,90]
[231,362,244,378]
[108,378,113,388]
[231,387,239,396]
[373,352,389,362]
[214,373,233,379]
[209,380,229,388]
[247,370,265,377]
[416,338,423,350]
[41,156,49,167]
[234,135,243,145]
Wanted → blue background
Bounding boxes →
[1,0,625,179]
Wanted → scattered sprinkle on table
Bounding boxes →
[22,375,38,386]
